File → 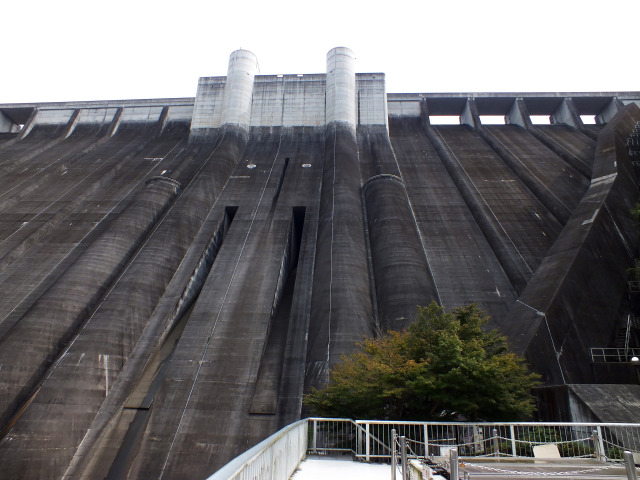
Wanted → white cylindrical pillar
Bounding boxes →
[326,47,356,127]
[220,49,259,128]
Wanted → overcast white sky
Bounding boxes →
[2,0,638,104]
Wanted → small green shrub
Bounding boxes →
[607,446,625,460]
[558,441,594,458]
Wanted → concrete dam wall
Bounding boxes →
[0,48,638,478]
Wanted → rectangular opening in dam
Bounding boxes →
[530,115,551,124]
[581,115,596,124]
[479,115,505,125]
[429,115,460,125]
[249,206,306,415]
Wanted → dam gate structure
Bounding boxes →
[0,48,639,478]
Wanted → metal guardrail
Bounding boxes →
[309,418,640,462]
[206,419,307,480]
[590,347,640,363]
[206,418,640,480]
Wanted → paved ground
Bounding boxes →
[291,455,637,480]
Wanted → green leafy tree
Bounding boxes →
[305,302,540,421]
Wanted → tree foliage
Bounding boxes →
[305,302,541,421]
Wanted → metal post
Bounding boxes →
[510,425,517,457]
[596,426,606,462]
[592,429,604,462]
[493,428,499,457]
[401,436,408,480]
[450,448,459,480]
[391,429,397,480]
[424,423,429,458]
[366,422,371,462]
[312,419,317,453]
[622,450,638,480]
[624,451,638,480]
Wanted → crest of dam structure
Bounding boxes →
[0,47,639,478]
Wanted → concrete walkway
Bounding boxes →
[290,455,446,480]
[291,455,391,480]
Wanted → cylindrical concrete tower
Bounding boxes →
[220,49,259,128]
[326,47,356,127]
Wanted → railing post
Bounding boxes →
[366,422,371,462]
[312,419,317,454]
[597,426,606,461]
[391,429,397,480]
[592,429,605,462]
[493,428,499,457]
[510,425,517,457]
[401,436,408,480]
[424,423,429,458]
[450,448,459,480]
[624,451,638,480]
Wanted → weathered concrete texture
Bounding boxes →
[0,51,639,478]
[388,117,517,322]
[305,123,374,392]
[501,104,640,386]
[537,384,640,423]
[358,125,438,331]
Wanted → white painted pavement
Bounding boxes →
[290,455,447,480]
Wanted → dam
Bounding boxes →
[0,47,639,478]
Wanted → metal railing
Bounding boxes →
[590,347,640,363]
[309,418,640,462]
[206,419,640,480]
[206,419,307,480]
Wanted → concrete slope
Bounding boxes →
[0,125,246,479]
[120,129,324,479]
[501,104,640,385]
[389,118,516,322]
[0,121,193,431]
[0,123,187,346]
[533,125,595,176]
[432,124,562,275]
[484,125,590,214]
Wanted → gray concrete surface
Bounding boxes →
[0,49,637,479]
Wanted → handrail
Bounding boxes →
[206,419,307,480]
[207,418,640,479]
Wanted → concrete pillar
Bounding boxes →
[220,49,259,129]
[460,98,479,128]
[552,98,597,140]
[597,97,624,125]
[506,98,533,129]
[363,174,438,332]
[326,47,356,127]
[0,110,18,133]
[551,98,584,129]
